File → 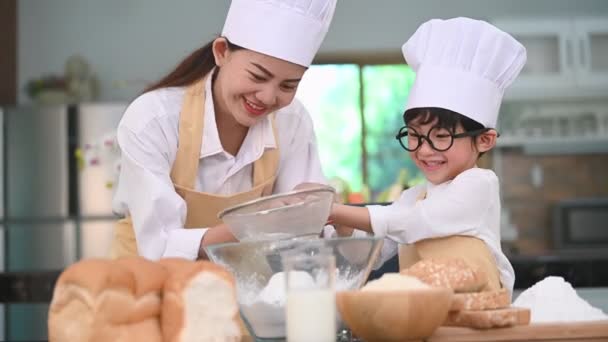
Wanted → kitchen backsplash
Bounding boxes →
[492,149,608,254]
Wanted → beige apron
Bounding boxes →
[110,75,279,259]
[397,190,502,291]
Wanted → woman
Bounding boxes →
[111,0,338,260]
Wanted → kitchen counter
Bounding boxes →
[2,253,608,341]
[3,251,608,302]
[237,321,608,342]
[428,321,608,341]
[3,268,606,342]
[0,270,59,303]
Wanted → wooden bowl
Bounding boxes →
[337,288,453,341]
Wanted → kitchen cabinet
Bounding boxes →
[574,18,608,88]
[493,17,608,100]
[495,101,608,153]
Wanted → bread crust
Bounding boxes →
[450,289,511,311]
[49,257,168,342]
[444,307,531,329]
[54,259,135,297]
[403,258,488,292]
[49,257,241,342]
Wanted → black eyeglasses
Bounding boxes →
[395,126,492,152]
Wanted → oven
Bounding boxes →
[553,197,608,251]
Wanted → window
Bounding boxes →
[296,63,424,202]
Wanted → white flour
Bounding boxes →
[513,276,608,323]
[361,273,429,292]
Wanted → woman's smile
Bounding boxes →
[243,97,267,116]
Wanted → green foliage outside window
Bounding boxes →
[363,65,420,194]
[296,65,362,191]
[296,64,423,199]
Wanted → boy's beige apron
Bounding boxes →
[110,75,279,258]
[398,190,502,291]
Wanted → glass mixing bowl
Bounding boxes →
[204,236,384,340]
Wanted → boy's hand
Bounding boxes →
[334,223,355,237]
[330,204,355,237]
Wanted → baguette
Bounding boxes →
[403,258,487,292]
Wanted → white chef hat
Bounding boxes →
[402,17,527,128]
[222,0,337,67]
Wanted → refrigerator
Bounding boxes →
[0,103,127,341]
[77,103,127,259]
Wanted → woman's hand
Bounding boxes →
[197,223,238,260]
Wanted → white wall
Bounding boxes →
[18,0,608,103]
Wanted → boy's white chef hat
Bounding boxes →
[222,0,337,67]
[402,17,527,128]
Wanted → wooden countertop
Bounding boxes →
[240,321,608,342]
[427,320,608,342]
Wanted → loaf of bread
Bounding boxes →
[450,289,511,312]
[402,258,487,292]
[160,258,242,342]
[444,307,531,329]
[48,257,168,342]
[49,257,242,342]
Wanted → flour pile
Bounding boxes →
[513,276,608,323]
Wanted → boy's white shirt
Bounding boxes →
[327,167,515,294]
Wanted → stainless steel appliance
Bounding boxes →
[1,105,75,342]
[0,103,126,341]
[77,103,126,259]
[553,197,608,251]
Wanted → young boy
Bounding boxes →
[329,17,527,294]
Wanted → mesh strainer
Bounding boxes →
[218,187,335,242]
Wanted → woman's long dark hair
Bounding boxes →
[144,38,243,93]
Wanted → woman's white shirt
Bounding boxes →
[112,76,326,260]
[364,168,515,293]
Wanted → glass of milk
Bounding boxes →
[282,248,337,342]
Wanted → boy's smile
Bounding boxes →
[419,159,446,172]
[408,118,480,185]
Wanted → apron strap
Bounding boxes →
[170,77,207,189]
[171,75,280,191]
